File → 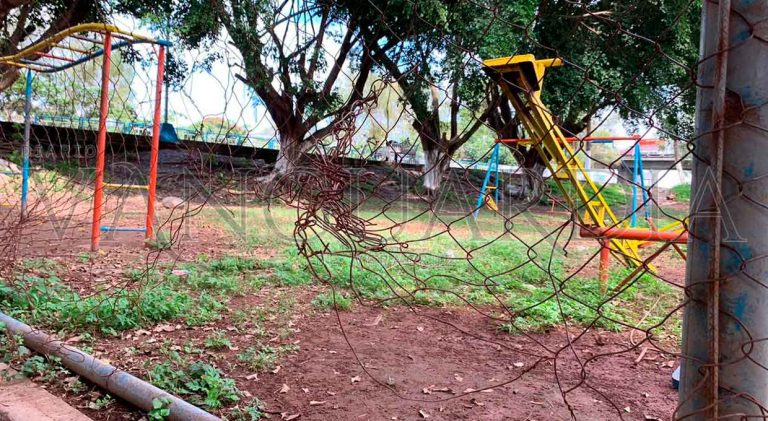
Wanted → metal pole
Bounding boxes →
[598,241,610,293]
[21,69,32,218]
[90,31,113,252]
[678,0,768,417]
[631,143,639,227]
[146,45,165,242]
[0,312,220,421]
[474,143,499,219]
[494,145,500,204]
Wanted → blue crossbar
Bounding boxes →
[100,226,146,233]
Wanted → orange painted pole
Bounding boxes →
[579,226,688,243]
[90,31,113,252]
[599,241,611,292]
[145,45,165,243]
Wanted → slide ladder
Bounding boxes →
[483,54,643,267]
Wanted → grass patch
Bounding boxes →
[311,290,352,311]
[670,183,691,202]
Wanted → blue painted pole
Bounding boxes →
[474,144,499,219]
[21,69,33,218]
[630,143,639,227]
[494,145,500,204]
[637,145,650,220]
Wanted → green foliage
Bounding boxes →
[311,291,352,311]
[501,268,674,332]
[0,275,190,334]
[149,361,241,409]
[228,401,264,421]
[149,397,173,421]
[205,331,233,350]
[670,183,691,202]
[534,1,700,136]
[237,344,299,372]
[542,179,628,207]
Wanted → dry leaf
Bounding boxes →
[284,414,300,421]
[351,376,361,384]
[454,373,463,382]
[418,410,429,419]
[309,400,326,406]
[513,362,524,368]
[280,384,290,394]
[422,388,432,395]
[366,314,383,326]
[416,326,424,332]
[272,365,282,374]
[302,388,309,393]
[246,373,259,381]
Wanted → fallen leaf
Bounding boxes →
[272,365,282,374]
[454,373,463,382]
[513,362,525,368]
[280,384,290,394]
[422,388,432,395]
[418,409,429,419]
[366,315,383,326]
[624,407,631,413]
[351,376,361,384]
[302,388,309,393]
[65,335,83,343]
[284,414,300,421]
[416,326,424,332]
[463,388,476,394]
[246,373,259,381]
[152,324,176,333]
[309,400,326,406]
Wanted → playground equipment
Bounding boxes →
[0,23,171,251]
[476,134,658,226]
[482,54,686,284]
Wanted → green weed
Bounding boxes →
[148,361,240,409]
[311,291,352,311]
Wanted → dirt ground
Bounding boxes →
[0,165,685,421]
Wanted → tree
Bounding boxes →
[356,0,537,194]
[0,0,106,92]
[0,49,139,122]
[128,0,413,177]
[484,0,701,199]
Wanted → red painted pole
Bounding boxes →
[145,45,165,243]
[579,226,689,243]
[599,241,611,292]
[90,31,113,252]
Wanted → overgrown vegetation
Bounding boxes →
[0,255,265,335]
[671,183,692,202]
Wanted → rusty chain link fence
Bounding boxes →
[0,0,766,419]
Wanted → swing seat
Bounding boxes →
[160,122,179,144]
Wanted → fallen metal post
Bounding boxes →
[0,312,220,421]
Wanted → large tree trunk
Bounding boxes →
[422,142,450,194]
[274,132,308,176]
